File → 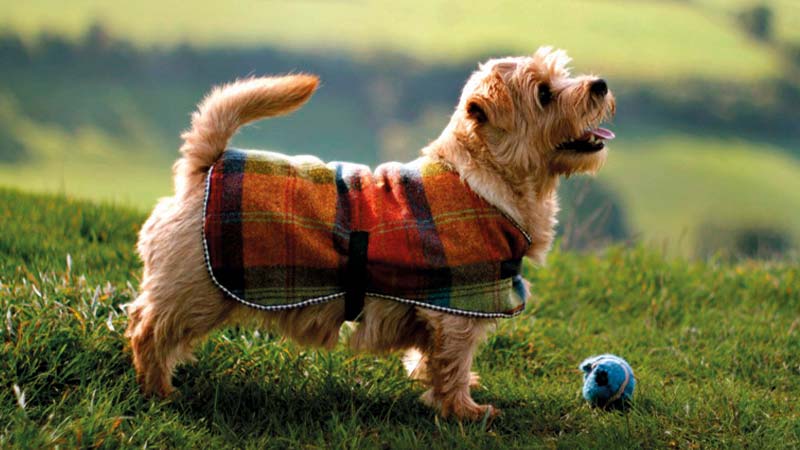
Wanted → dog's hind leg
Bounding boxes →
[126,291,175,397]
[126,195,231,396]
[417,312,497,421]
[126,284,234,397]
[126,193,236,397]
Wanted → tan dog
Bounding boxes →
[126,47,615,420]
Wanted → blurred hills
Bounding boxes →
[3,0,799,80]
[1,0,799,257]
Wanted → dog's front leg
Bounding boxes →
[417,313,498,421]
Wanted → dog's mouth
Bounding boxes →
[555,127,615,153]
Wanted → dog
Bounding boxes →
[125,46,615,421]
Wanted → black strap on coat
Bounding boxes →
[344,231,369,321]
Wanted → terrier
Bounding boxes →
[125,46,615,421]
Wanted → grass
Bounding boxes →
[0,89,174,210]
[1,0,783,81]
[2,188,799,448]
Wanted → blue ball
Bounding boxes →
[580,354,635,410]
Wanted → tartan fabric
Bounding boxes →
[203,148,532,318]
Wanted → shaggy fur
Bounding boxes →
[126,47,615,421]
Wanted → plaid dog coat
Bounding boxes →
[203,149,532,319]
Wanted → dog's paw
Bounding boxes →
[421,389,500,422]
[419,388,440,409]
[451,403,501,423]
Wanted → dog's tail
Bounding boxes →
[173,74,319,194]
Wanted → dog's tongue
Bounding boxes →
[590,127,615,140]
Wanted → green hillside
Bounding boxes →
[698,0,800,44]
[3,95,800,256]
[601,132,800,255]
[1,189,798,447]
[1,1,798,257]
[1,0,787,80]
[0,96,173,209]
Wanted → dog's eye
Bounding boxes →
[538,83,553,107]
[467,101,488,124]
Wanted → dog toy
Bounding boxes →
[579,354,635,410]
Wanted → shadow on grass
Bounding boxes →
[160,357,612,445]
[166,362,434,438]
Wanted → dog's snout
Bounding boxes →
[590,79,608,97]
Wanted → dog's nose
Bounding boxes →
[590,79,608,97]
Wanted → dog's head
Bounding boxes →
[456,47,615,180]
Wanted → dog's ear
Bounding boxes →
[465,72,515,131]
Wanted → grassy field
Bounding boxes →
[600,131,800,255]
[1,0,785,81]
[698,0,800,45]
[0,102,173,210]
[2,189,799,448]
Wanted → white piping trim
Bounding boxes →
[364,292,524,319]
[201,163,525,319]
